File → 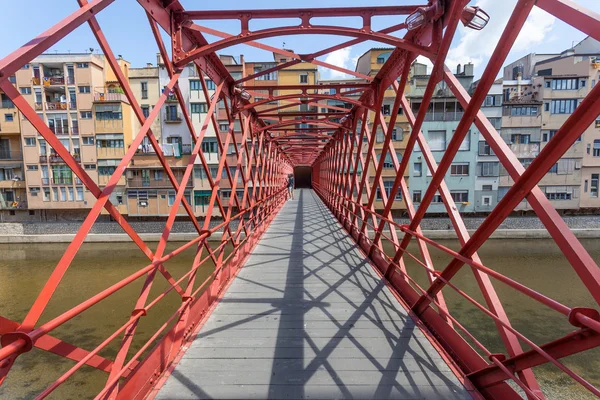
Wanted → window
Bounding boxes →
[96,136,124,148]
[432,193,443,203]
[412,190,422,203]
[510,134,530,144]
[509,106,538,116]
[299,74,308,84]
[580,79,586,88]
[482,196,492,206]
[78,86,91,94]
[141,82,148,99]
[478,141,493,156]
[551,99,578,114]
[546,192,572,200]
[551,78,579,90]
[68,187,74,201]
[413,162,422,177]
[52,187,59,201]
[20,87,32,95]
[76,62,89,68]
[542,130,557,142]
[392,128,403,141]
[483,95,501,107]
[202,138,218,154]
[219,123,229,132]
[458,130,470,151]
[194,167,208,181]
[488,117,502,129]
[27,165,38,171]
[594,140,600,157]
[82,136,94,145]
[191,103,207,113]
[76,187,84,201]
[377,181,401,200]
[190,80,201,91]
[80,111,92,119]
[8,76,16,84]
[478,162,499,177]
[377,57,385,64]
[21,64,30,70]
[544,102,550,112]
[382,104,391,115]
[95,104,122,120]
[429,131,446,151]
[153,170,163,181]
[43,188,50,202]
[24,137,36,146]
[221,190,231,199]
[60,187,67,202]
[451,191,469,203]
[592,174,599,198]
[5,114,13,122]
[84,164,96,170]
[450,163,469,176]
[545,80,551,88]
[141,105,150,118]
[205,79,216,90]
[482,184,493,191]
[376,130,384,143]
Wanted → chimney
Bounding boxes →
[456,63,462,75]
[463,63,473,76]
[240,54,244,65]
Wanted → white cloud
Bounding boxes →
[320,47,354,79]
[444,0,555,74]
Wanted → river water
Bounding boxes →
[0,239,599,399]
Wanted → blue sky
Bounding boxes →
[0,0,598,79]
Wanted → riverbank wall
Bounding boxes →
[1,214,600,243]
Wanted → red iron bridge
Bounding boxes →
[1,1,600,399]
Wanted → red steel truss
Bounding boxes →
[0,0,599,399]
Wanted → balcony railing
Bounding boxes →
[0,149,23,160]
[53,176,73,185]
[165,112,182,123]
[49,125,69,135]
[70,101,77,109]
[421,111,465,121]
[34,102,43,111]
[42,76,65,86]
[40,153,81,163]
[94,92,129,103]
[0,200,27,209]
[45,102,68,111]
[508,142,540,158]
[127,176,193,188]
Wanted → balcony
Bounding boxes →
[34,102,43,111]
[165,112,182,123]
[1,100,15,109]
[0,149,23,161]
[94,92,129,103]
[32,77,41,85]
[508,142,540,158]
[43,76,65,86]
[49,125,69,135]
[422,111,465,121]
[52,176,73,185]
[0,200,27,210]
[97,147,125,158]
[127,175,193,188]
[40,153,81,163]
[45,102,68,111]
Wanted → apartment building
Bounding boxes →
[499,37,600,211]
[407,62,479,214]
[0,85,26,221]
[472,78,502,212]
[355,48,410,211]
[13,53,110,221]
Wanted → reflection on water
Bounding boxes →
[0,239,599,399]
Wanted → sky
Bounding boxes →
[0,0,598,80]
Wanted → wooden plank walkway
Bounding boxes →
[156,189,471,399]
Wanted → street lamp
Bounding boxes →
[460,6,490,30]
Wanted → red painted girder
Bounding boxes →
[536,0,600,41]
[244,83,371,91]
[415,69,600,315]
[239,93,370,113]
[443,65,600,307]
[183,5,423,19]
[468,330,600,389]
[0,0,115,82]
[176,25,435,67]
[185,23,373,82]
